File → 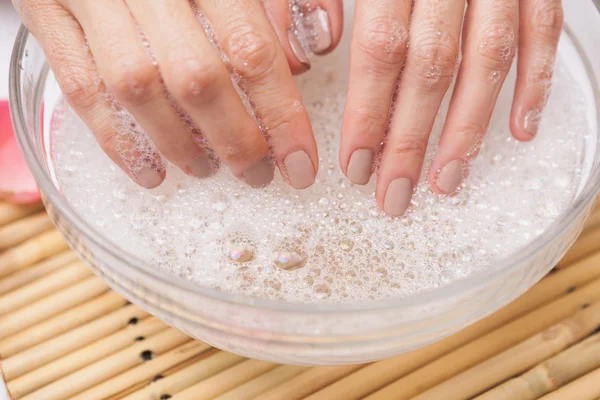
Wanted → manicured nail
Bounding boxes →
[523,108,542,137]
[242,159,275,188]
[383,178,413,216]
[436,159,464,194]
[287,30,311,69]
[135,167,164,189]
[186,154,216,178]
[309,8,332,54]
[284,151,315,189]
[347,149,373,185]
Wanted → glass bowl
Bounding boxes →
[9,0,600,365]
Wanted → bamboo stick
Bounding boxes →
[18,328,191,400]
[258,365,365,400]
[539,367,600,400]
[122,351,246,400]
[173,359,279,400]
[2,304,151,381]
[307,251,600,400]
[363,276,600,400]
[0,275,107,342]
[0,230,69,278]
[70,340,211,400]
[111,349,222,399]
[0,251,77,296]
[476,333,600,400]
[0,291,125,358]
[414,303,600,400]
[0,202,44,227]
[0,261,91,315]
[6,316,165,398]
[0,212,53,250]
[559,227,600,267]
[216,365,311,400]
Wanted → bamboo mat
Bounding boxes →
[1,201,600,400]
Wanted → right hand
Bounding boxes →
[13,0,342,189]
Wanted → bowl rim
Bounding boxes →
[9,9,600,314]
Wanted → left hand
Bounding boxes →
[340,0,563,216]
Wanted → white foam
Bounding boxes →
[49,8,594,304]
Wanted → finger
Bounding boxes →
[510,0,563,140]
[68,0,219,180]
[377,0,465,216]
[427,0,519,194]
[262,0,343,74]
[20,2,165,188]
[201,0,319,189]
[340,0,411,185]
[125,0,274,187]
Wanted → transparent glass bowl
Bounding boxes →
[9,0,600,365]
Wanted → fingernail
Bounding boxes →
[347,149,373,185]
[242,159,275,188]
[287,30,311,69]
[309,8,332,54]
[436,160,464,194]
[135,167,164,189]
[284,151,315,189]
[187,154,216,178]
[383,178,413,217]
[523,108,542,137]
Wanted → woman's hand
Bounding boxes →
[340,0,563,216]
[13,0,342,189]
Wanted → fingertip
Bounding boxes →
[510,105,540,142]
[134,166,165,189]
[311,1,344,56]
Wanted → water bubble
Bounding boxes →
[339,238,354,252]
[274,248,308,271]
[314,284,332,299]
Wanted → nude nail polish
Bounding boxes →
[523,108,542,137]
[347,149,374,185]
[309,8,332,54]
[383,178,413,216]
[135,167,164,189]
[284,151,315,189]
[287,30,311,69]
[242,159,275,188]
[436,160,464,194]
[187,154,216,178]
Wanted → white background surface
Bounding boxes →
[1,4,23,399]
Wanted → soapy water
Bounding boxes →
[48,3,594,303]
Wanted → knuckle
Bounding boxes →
[94,129,119,156]
[352,105,390,136]
[221,134,267,165]
[263,99,305,134]
[454,126,484,158]
[356,16,409,69]
[59,65,101,110]
[392,136,427,160]
[531,1,564,38]
[168,60,223,104]
[477,19,517,71]
[223,21,278,81]
[408,29,459,90]
[105,58,156,106]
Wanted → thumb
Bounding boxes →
[262,0,343,74]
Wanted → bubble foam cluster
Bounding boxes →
[51,23,591,304]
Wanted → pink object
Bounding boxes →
[0,99,40,204]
